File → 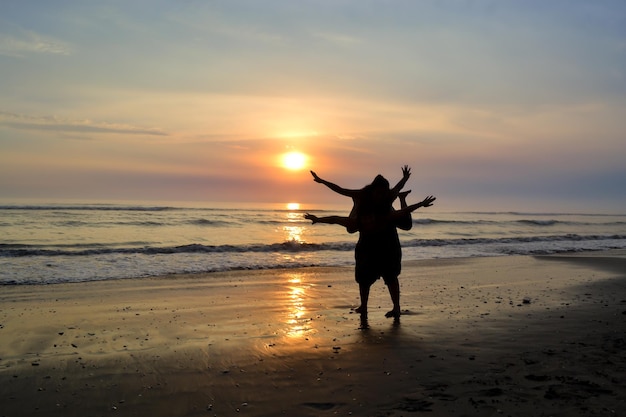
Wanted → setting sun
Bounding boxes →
[281,151,307,171]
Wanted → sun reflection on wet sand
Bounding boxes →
[284,273,314,339]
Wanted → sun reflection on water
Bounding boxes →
[283,211,304,243]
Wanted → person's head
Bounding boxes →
[370,174,390,190]
[365,175,391,214]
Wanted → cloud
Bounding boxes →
[0,112,167,136]
[312,31,362,46]
[0,30,71,57]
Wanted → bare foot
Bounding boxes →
[354,305,368,317]
[385,308,401,319]
[359,315,370,330]
[398,190,411,207]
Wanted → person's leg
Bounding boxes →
[355,282,371,316]
[384,275,401,318]
[398,190,411,209]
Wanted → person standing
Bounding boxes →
[306,167,435,318]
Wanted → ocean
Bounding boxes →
[1,201,625,285]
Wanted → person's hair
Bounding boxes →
[360,175,393,216]
[371,174,389,189]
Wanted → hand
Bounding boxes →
[310,171,323,183]
[420,195,436,207]
[304,213,319,223]
[401,165,411,179]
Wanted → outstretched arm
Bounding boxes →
[304,213,358,233]
[389,165,411,197]
[391,195,436,219]
[310,171,359,197]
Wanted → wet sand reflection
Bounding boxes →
[285,273,313,338]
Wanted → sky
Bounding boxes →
[1,0,625,213]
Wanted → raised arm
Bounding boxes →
[310,171,360,197]
[389,165,411,197]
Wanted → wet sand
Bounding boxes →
[1,251,625,416]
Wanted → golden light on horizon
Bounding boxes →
[281,151,307,171]
[286,202,300,210]
[276,130,319,139]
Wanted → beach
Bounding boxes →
[1,251,624,417]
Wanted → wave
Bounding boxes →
[2,234,625,258]
[403,234,626,247]
[459,211,626,217]
[187,218,232,226]
[49,218,237,227]
[54,220,169,227]
[413,218,626,227]
[56,217,593,228]
[412,218,498,225]
[516,219,559,226]
[412,218,562,227]
[0,241,355,257]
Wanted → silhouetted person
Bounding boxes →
[305,193,435,318]
[305,194,434,231]
[310,165,411,233]
[306,166,435,318]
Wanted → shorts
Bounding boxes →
[354,232,401,286]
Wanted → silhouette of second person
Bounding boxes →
[310,165,412,233]
[305,167,435,318]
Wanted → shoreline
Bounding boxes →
[1,251,625,416]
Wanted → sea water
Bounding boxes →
[1,201,625,284]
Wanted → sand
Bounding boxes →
[1,251,625,417]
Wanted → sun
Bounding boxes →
[281,151,307,171]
